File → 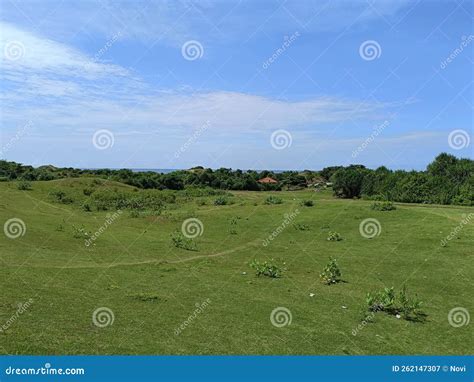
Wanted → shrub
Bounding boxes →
[128,292,160,302]
[72,224,90,240]
[320,258,342,285]
[293,223,310,231]
[82,203,92,212]
[171,231,197,251]
[83,187,94,196]
[327,231,342,241]
[17,181,32,190]
[50,190,74,204]
[249,259,284,278]
[264,195,283,205]
[129,210,141,218]
[214,196,229,205]
[371,201,396,211]
[366,286,424,321]
[300,199,314,207]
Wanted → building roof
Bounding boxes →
[258,176,278,184]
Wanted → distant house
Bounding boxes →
[257,176,278,184]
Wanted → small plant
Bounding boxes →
[293,223,310,231]
[72,224,90,240]
[365,286,424,321]
[171,231,197,251]
[300,199,314,207]
[327,231,342,241]
[229,228,238,235]
[196,199,206,206]
[82,203,92,212]
[320,258,342,285]
[371,201,396,211]
[17,181,32,190]
[264,195,283,205]
[249,259,284,278]
[214,196,229,205]
[83,187,94,196]
[129,210,141,218]
[128,292,160,302]
[50,190,74,204]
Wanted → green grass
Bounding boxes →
[0,178,472,355]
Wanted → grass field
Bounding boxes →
[0,178,472,355]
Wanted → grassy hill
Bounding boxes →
[0,178,472,354]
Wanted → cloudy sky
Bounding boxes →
[0,0,472,170]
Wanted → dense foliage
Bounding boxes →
[0,153,472,205]
[330,153,473,206]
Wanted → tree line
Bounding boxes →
[0,153,472,205]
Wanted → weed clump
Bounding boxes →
[320,258,342,285]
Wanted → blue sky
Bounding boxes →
[0,0,472,170]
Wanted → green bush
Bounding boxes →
[214,196,229,205]
[300,199,314,207]
[371,201,396,211]
[320,258,342,285]
[50,190,74,204]
[249,259,284,278]
[366,286,424,321]
[82,203,92,212]
[264,195,283,205]
[17,181,32,190]
[293,223,310,231]
[83,187,94,196]
[327,231,342,241]
[171,231,197,251]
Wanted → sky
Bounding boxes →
[0,0,472,171]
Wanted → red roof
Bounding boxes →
[258,177,278,184]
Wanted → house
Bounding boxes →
[257,176,278,184]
